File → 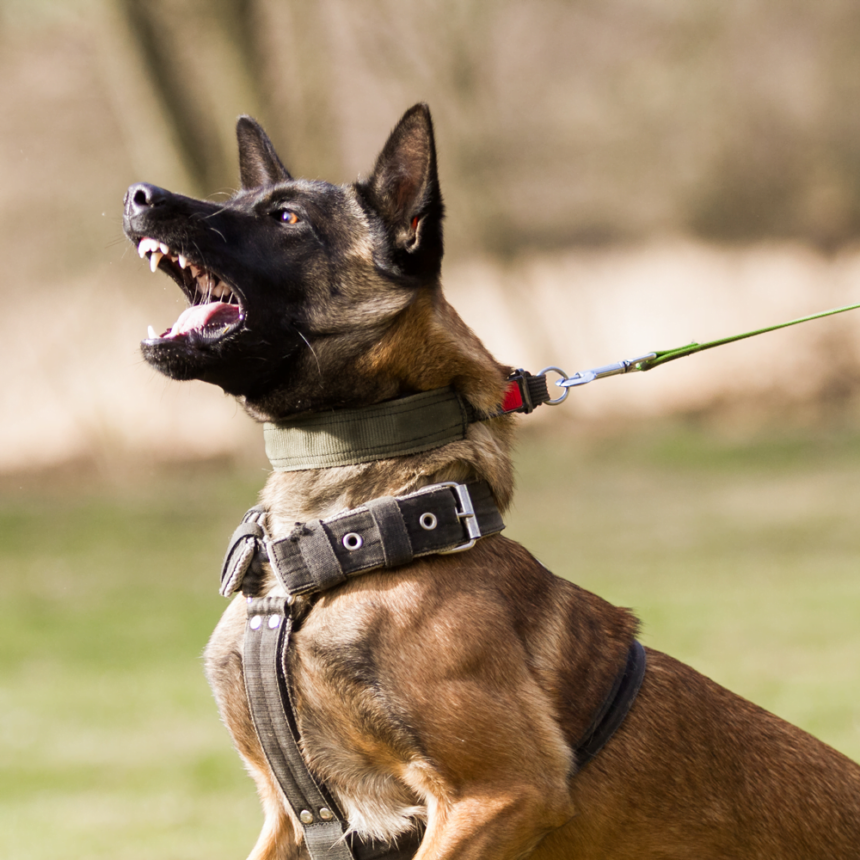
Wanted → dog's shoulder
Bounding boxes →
[293,535,638,755]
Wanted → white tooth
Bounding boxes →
[148,325,157,339]
[178,254,187,269]
[159,242,169,254]
[138,237,158,257]
[150,250,163,272]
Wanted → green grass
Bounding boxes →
[0,466,265,859]
[2,424,860,858]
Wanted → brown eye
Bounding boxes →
[277,209,300,225]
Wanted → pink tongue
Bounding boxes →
[169,302,241,337]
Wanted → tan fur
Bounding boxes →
[204,288,860,860]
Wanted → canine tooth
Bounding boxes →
[148,325,157,339]
[190,264,201,277]
[150,250,163,272]
[178,254,188,269]
[159,242,169,254]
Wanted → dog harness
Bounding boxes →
[221,476,646,860]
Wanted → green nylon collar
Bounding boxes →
[264,387,476,471]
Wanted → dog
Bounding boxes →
[123,104,860,860]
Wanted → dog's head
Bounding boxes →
[123,104,496,421]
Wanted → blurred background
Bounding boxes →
[2,1,860,857]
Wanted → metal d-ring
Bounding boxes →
[538,366,569,405]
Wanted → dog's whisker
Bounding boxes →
[202,205,231,219]
[296,330,321,375]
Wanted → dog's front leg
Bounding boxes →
[391,655,576,860]
[245,784,306,860]
[414,786,569,860]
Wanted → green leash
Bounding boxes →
[556,300,860,393]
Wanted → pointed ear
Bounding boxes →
[236,116,292,189]
[366,104,444,272]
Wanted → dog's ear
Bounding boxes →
[366,103,444,276]
[236,116,292,189]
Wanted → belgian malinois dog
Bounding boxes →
[123,104,860,859]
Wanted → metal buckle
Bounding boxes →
[436,482,482,553]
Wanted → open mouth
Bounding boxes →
[137,237,245,344]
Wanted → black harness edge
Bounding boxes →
[573,639,647,771]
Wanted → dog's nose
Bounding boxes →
[124,183,170,217]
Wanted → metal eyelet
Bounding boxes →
[342,532,363,551]
[249,616,262,630]
[419,512,438,530]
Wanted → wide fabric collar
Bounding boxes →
[263,372,550,471]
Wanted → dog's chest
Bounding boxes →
[207,596,427,844]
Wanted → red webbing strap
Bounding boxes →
[496,370,550,416]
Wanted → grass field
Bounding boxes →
[1,422,859,859]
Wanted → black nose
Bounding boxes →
[124,183,169,217]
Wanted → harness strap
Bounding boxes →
[221,509,268,597]
[244,598,424,860]
[221,481,505,598]
[243,601,352,860]
[574,639,647,770]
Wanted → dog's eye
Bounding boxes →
[275,209,300,225]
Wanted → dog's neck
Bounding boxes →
[252,290,517,537]
[261,419,515,537]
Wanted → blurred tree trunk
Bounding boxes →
[339,0,514,255]
[96,0,199,193]
[118,0,265,191]
[254,0,343,179]
[103,0,342,191]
